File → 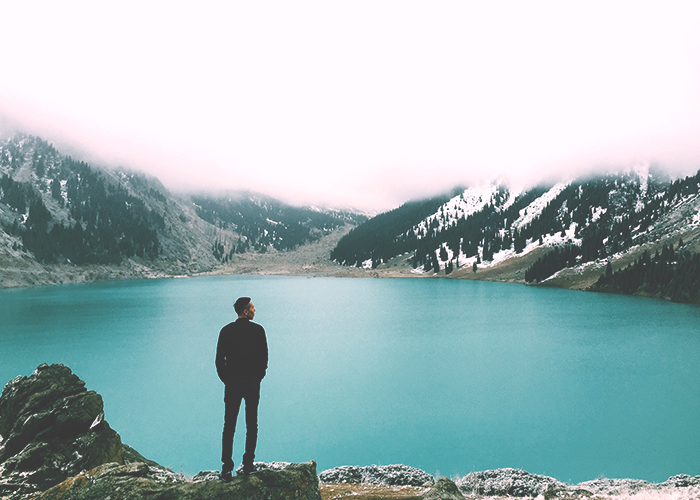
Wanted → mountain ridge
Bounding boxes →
[2,132,699,303]
[331,167,700,302]
[0,133,366,287]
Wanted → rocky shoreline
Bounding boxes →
[1,364,699,500]
[4,222,696,307]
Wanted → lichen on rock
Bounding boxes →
[32,460,323,500]
[421,477,464,500]
[455,468,570,498]
[319,464,435,487]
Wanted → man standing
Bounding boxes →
[216,297,268,480]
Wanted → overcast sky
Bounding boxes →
[1,1,699,212]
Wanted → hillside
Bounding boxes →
[3,132,699,302]
[332,167,700,302]
[0,134,365,288]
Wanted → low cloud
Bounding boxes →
[1,2,699,212]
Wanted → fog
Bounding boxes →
[1,2,699,212]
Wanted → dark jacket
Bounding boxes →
[215,317,268,385]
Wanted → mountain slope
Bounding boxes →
[332,167,700,300]
[0,134,365,286]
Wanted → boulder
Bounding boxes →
[33,460,322,500]
[422,477,465,500]
[576,475,700,497]
[0,364,124,498]
[660,474,700,489]
[0,364,323,500]
[574,477,650,496]
[455,468,569,498]
[319,464,435,487]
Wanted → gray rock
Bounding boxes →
[319,465,361,483]
[0,364,323,500]
[422,477,465,500]
[575,474,700,497]
[658,474,700,489]
[575,477,651,496]
[234,460,294,475]
[32,460,322,500]
[319,464,435,486]
[456,468,569,498]
[0,364,124,498]
[192,462,294,482]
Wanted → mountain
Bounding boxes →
[0,134,365,287]
[190,192,363,255]
[331,167,700,302]
[3,132,699,302]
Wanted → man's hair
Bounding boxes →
[234,297,252,315]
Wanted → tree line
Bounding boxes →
[592,242,700,303]
[192,195,365,257]
[1,136,163,265]
[332,169,700,279]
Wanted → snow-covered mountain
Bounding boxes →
[2,132,698,301]
[331,166,700,292]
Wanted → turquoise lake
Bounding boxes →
[1,276,699,484]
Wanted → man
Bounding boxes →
[215,297,268,481]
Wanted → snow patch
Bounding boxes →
[60,179,68,204]
[689,202,700,226]
[319,464,434,487]
[480,223,581,268]
[512,181,571,231]
[591,207,607,223]
[413,182,513,238]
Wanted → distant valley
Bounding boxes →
[1,133,699,303]
[0,134,366,287]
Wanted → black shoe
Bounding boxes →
[221,470,233,482]
[242,463,255,475]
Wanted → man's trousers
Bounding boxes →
[221,379,261,472]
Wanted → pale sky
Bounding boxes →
[1,1,699,212]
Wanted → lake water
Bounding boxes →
[1,276,699,484]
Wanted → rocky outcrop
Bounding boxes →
[191,461,299,482]
[33,461,322,500]
[577,474,700,497]
[454,468,700,499]
[4,363,700,500]
[319,464,435,487]
[0,364,124,498]
[0,364,323,500]
[660,474,700,489]
[421,477,464,500]
[455,468,570,498]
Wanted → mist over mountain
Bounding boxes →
[331,167,700,302]
[0,134,365,285]
[1,132,698,302]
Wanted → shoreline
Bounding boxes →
[5,264,700,307]
[2,225,698,305]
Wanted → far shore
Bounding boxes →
[3,225,697,306]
